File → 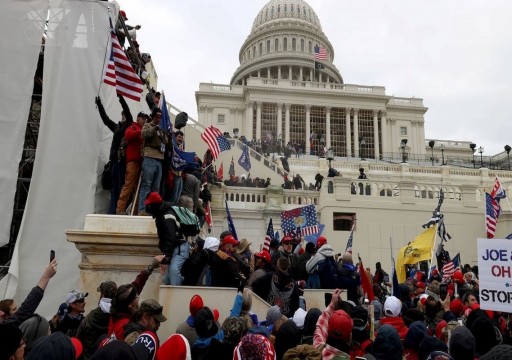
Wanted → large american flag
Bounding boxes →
[201,126,231,160]
[280,205,318,236]
[102,16,143,101]
[490,176,506,219]
[345,223,355,254]
[486,192,498,238]
[314,45,327,61]
[442,260,455,282]
[263,218,274,252]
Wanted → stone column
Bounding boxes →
[353,108,359,157]
[326,106,331,149]
[256,101,262,140]
[299,66,303,81]
[278,66,282,80]
[277,103,283,140]
[257,69,261,78]
[319,72,322,83]
[309,68,313,82]
[373,109,380,159]
[345,108,352,157]
[199,105,207,124]
[246,101,254,140]
[305,104,311,155]
[207,106,213,124]
[381,110,387,157]
[285,104,291,144]
[288,66,292,80]
[267,67,271,79]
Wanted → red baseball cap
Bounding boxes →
[223,235,239,246]
[281,235,293,244]
[189,295,204,317]
[452,270,464,284]
[255,250,271,264]
[120,10,128,20]
[328,310,353,340]
[317,236,327,249]
[144,191,162,206]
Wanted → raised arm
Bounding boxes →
[118,95,133,126]
[95,96,116,132]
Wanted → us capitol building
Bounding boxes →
[191,0,511,269]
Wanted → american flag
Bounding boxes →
[345,226,354,254]
[442,260,455,282]
[314,45,327,61]
[490,176,506,219]
[102,16,143,102]
[486,192,498,238]
[201,126,231,160]
[263,218,274,252]
[280,205,318,236]
[491,176,506,200]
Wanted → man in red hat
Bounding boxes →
[176,295,204,346]
[247,250,272,287]
[144,191,192,286]
[210,235,242,288]
[314,288,352,359]
[271,235,298,279]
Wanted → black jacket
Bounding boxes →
[181,248,215,286]
[96,95,133,162]
[75,307,111,359]
[4,286,44,327]
[151,202,183,256]
[210,250,240,288]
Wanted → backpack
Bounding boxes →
[117,137,127,161]
[171,206,200,236]
[101,161,113,190]
[318,257,339,289]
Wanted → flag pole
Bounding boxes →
[428,224,439,278]
[98,7,112,97]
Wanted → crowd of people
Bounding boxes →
[2,229,512,359]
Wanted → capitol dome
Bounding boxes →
[231,0,343,85]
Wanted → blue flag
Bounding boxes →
[238,145,251,172]
[159,93,172,133]
[304,224,325,244]
[225,199,238,240]
[171,139,199,172]
[452,253,461,269]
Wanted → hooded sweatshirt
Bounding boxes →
[368,324,403,360]
[379,316,409,341]
[305,244,334,273]
[26,331,75,360]
[403,321,428,360]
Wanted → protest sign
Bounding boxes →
[477,238,512,312]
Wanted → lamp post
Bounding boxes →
[505,145,511,170]
[428,140,435,166]
[478,146,484,168]
[326,147,334,169]
[359,137,366,161]
[400,139,408,163]
[440,144,445,166]
[469,143,476,168]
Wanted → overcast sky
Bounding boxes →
[121,0,512,155]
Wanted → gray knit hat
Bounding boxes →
[266,305,282,324]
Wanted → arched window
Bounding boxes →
[259,43,262,56]
[292,38,296,51]
[253,45,256,57]
[248,49,251,58]
[275,38,279,51]
[297,5,300,14]
[327,181,334,194]
[308,41,312,53]
[265,8,268,19]
[284,4,287,13]
[278,5,280,13]
[271,6,274,16]
[291,5,294,13]
[266,40,270,53]
[301,39,304,51]
[283,38,287,51]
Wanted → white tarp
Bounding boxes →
[0,0,150,317]
[477,238,512,312]
[0,0,48,247]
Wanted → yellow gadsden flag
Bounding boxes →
[396,227,436,283]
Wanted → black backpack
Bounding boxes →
[318,257,340,289]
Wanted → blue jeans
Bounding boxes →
[169,175,183,205]
[109,161,125,214]
[138,157,162,213]
[163,241,190,285]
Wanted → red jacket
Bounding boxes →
[379,316,409,341]
[124,122,143,163]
